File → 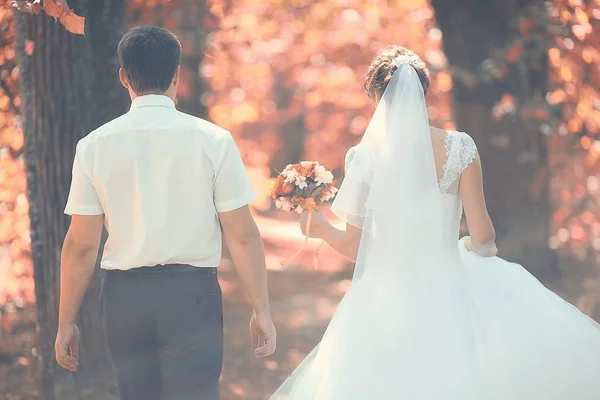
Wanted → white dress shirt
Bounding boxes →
[64,94,256,270]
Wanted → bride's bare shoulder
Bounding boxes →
[430,126,453,154]
[430,126,452,140]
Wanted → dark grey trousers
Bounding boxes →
[100,264,223,400]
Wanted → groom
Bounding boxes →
[54,25,276,400]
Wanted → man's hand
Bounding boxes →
[299,210,329,238]
[55,324,80,372]
[219,206,275,357]
[56,214,103,372]
[250,312,276,358]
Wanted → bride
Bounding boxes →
[270,46,600,399]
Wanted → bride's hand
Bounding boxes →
[464,237,498,257]
[299,210,328,238]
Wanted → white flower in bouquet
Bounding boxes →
[295,175,308,189]
[314,165,334,186]
[275,197,292,212]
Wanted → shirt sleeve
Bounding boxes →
[64,142,104,216]
[213,134,256,213]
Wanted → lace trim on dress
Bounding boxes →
[439,131,478,195]
[459,134,478,174]
[438,133,459,195]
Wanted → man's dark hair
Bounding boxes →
[118,25,181,94]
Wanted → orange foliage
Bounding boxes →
[204,0,454,206]
[0,8,33,306]
[2,0,600,306]
[545,0,600,262]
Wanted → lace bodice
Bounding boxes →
[343,131,478,249]
[438,131,478,195]
[344,130,478,196]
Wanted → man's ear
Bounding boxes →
[119,68,130,89]
[173,65,181,87]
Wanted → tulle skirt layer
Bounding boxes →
[270,240,600,399]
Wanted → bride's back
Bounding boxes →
[431,127,477,248]
[428,127,496,253]
[431,126,451,184]
[430,126,478,197]
[343,127,480,254]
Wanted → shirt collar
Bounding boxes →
[130,94,176,109]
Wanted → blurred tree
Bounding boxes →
[430,0,558,279]
[15,0,127,398]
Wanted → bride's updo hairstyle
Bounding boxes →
[364,45,430,99]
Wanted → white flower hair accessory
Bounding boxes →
[391,52,424,70]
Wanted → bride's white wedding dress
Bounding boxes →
[271,65,600,399]
[271,129,600,399]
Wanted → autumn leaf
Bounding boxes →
[59,12,84,35]
[42,0,63,20]
[43,0,85,35]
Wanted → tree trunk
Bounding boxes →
[176,0,211,119]
[431,0,558,280]
[85,0,129,130]
[271,72,306,172]
[16,1,128,398]
[75,2,128,395]
[14,11,56,400]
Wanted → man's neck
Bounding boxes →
[129,90,176,104]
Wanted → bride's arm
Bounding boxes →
[459,155,498,257]
[299,211,362,261]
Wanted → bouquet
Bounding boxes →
[271,161,338,268]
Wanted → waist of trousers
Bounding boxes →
[104,264,217,276]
